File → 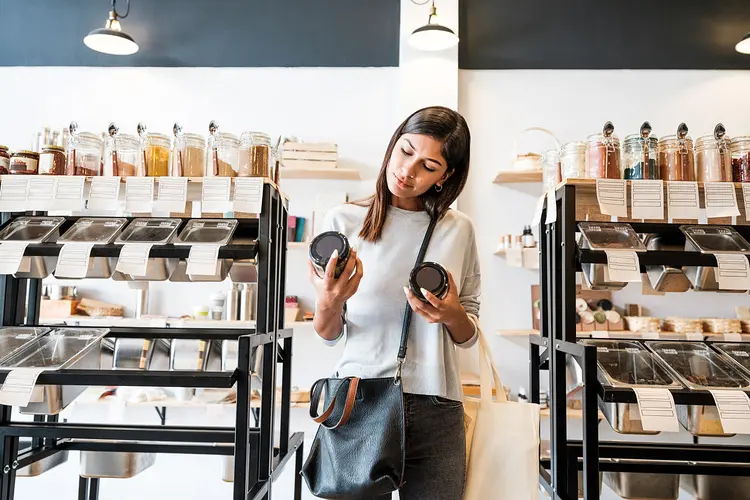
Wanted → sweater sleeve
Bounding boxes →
[453,221,481,349]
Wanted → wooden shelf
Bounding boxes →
[541,408,605,420]
[493,169,543,184]
[496,329,539,337]
[279,168,360,180]
[287,241,309,249]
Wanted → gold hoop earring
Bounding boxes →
[434,184,443,192]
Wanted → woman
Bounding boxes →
[308,106,482,500]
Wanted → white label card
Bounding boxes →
[633,388,679,432]
[544,187,557,224]
[116,243,152,276]
[666,181,700,220]
[709,389,750,434]
[596,179,628,217]
[714,253,750,291]
[704,182,740,218]
[641,331,660,340]
[686,332,704,341]
[743,184,750,222]
[724,333,744,342]
[186,245,221,276]
[27,177,56,211]
[55,243,94,278]
[88,177,121,211]
[592,331,609,339]
[125,177,155,213]
[53,177,86,211]
[0,243,28,275]
[233,177,263,214]
[0,177,29,211]
[631,180,664,220]
[201,178,232,214]
[604,250,642,282]
[530,194,546,227]
[0,368,46,406]
[155,177,188,213]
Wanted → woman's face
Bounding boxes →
[386,133,452,199]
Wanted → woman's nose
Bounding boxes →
[401,160,417,178]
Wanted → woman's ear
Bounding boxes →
[440,169,455,184]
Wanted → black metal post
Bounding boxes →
[581,345,599,500]
[233,334,252,500]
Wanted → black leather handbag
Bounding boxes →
[300,217,437,499]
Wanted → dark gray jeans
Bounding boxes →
[366,393,466,500]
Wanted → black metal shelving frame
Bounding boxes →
[0,181,303,500]
[531,182,750,500]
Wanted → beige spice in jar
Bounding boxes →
[239,144,269,177]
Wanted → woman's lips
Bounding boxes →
[394,173,412,189]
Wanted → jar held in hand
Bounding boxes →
[409,262,449,302]
[309,231,350,279]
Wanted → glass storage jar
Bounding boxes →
[207,131,240,177]
[695,135,732,182]
[542,149,561,190]
[142,133,171,177]
[623,135,659,180]
[731,136,750,183]
[104,129,141,177]
[239,132,272,177]
[10,150,39,174]
[585,133,620,179]
[172,133,205,177]
[560,142,585,180]
[0,146,9,174]
[67,132,103,176]
[39,145,66,175]
[658,135,694,181]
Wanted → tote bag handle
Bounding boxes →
[476,328,507,403]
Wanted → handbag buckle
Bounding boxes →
[394,359,403,384]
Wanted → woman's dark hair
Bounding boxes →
[358,106,470,242]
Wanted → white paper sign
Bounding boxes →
[604,250,642,282]
[125,177,155,213]
[530,194,546,227]
[704,182,740,218]
[0,368,46,406]
[686,332,704,341]
[0,177,29,211]
[666,181,700,220]
[633,388,679,432]
[743,184,750,222]
[116,243,152,276]
[714,253,750,291]
[27,177,57,211]
[88,177,121,211]
[545,187,557,224]
[592,331,609,339]
[53,177,86,211]
[709,389,750,434]
[641,331,661,340]
[186,245,221,276]
[724,333,744,342]
[55,243,94,278]
[234,177,263,214]
[0,243,28,275]
[155,177,188,213]
[631,180,664,220]
[596,179,628,217]
[201,178,232,214]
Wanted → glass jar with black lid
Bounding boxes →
[309,231,350,279]
[409,262,449,302]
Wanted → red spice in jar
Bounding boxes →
[585,135,621,179]
[0,146,9,175]
[732,154,750,182]
[9,150,39,174]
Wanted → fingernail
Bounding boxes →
[420,288,429,297]
[403,286,409,296]
[330,249,338,261]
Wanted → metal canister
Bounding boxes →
[239,284,253,321]
[226,283,241,321]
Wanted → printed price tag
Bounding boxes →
[631,180,664,219]
[0,368,46,407]
[125,177,155,213]
[633,388,679,432]
[714,254,750,291]
[27,177,56,211]
[0,177,29,211]
[116,244,152,276]
[233,178,263,214]
[55,243,94,278]
[709,390,750,434]
[154,177,188,213]
[88,177,121,211]
[604,250,642,282]
[530,194,546,227]
[545,187,557,224]
[666,181,700,220]
[596,179,627,218]
[53,177,86,211]
[186,245,221,276]
[704,182,740,218]
[0,243,29,275]
[201,178,232,214]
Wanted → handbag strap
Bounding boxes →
[396,216,438,378]
[309,377,360,430]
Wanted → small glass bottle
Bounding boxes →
[206,121,239,177]
[0,146,10,174]
[171,124,206,177]
[138,123,171,177]
[560,141,585,180]
[39,145,67,175]
[731,136,750,183]
[9,150,40,174]
[585,121,620,179]
[66,122,103,176]
[542,149,561,190]
[239,131,272,177]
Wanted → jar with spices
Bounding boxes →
[10,150,39,174]
[103,123,142,177]
[695,124,732,182]
[560,141,585,180]
[39,145,66,175]
[585,121,620,179]
[542,149,561,191]
[623,122,659,180]
[137,123,170,177]
[731,136,750,183]
[239,132,272,177]
[206,121,239,177]
[657,123,694,181]
[171,124,205,177]
[66,122,103,176]
[0,146,10,174]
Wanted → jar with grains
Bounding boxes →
[623,122,659,180]
[103,125,142,177]
[206,122,239,177]
[39,145,67,175]
[171,129,205,177]
[142,133,171,177]
[585,121,620,179]
[695,132,732,182]
[0,146,10,174]
[67,131,103,176]
[731,136,750,183]
[657,123,694,181]
[239,132,272,177]
[560,141,585,180]
[542,149,561,191]
[10,150,39,174]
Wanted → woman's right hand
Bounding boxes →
[308,247,364,312]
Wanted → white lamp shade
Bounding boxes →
[84,28,139,55]
[409,24,459,52]
[736,33,750,54]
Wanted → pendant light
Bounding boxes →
[736,32,750,54]
[408,0,459,52]
[84,0,138,55]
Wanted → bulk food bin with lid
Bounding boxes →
[0,216,65,279]
[170,219,238,282]
[110,218,182,281]
[0,328,109,415]
[577,222,647,290]
[54,218,128,279]
[680,225,750,293]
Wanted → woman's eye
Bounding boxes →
[424,163,436,172]
[401,148,412,156]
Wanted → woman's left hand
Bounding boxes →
[403,271,465,325]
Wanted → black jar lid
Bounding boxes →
[409,262,449,301]
[309,231,350,266]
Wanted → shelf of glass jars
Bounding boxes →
[493,169,543,184]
